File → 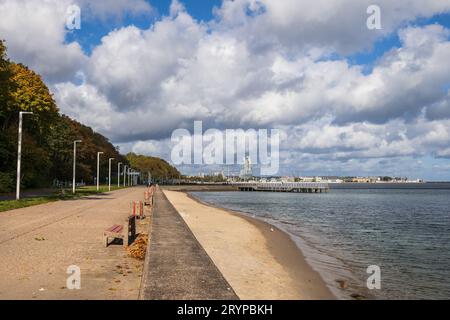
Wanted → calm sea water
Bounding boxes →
[191,184,450,300]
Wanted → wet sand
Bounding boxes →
[163,190,335,300]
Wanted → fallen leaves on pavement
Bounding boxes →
[127,234,148,260]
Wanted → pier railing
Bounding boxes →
[231,182,330,193]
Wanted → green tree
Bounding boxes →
[126,153,180,182]
[0,40,175,192]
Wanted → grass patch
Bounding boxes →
[0,185,129,212]
[0,197,58,212]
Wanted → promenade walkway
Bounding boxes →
[0,187,146,299]
[140,187,238,300]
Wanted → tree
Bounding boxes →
[0,40,15,128]
[126,153,181,182]
[0,40,175,192]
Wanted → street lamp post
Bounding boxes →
[117,162,122,188]
[123,165,127,187]
[108,158,114,192]
[16,111,33,200]
[97,152,104,191]
[72,140,82,194]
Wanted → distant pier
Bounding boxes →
[232,182,330,193]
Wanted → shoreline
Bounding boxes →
[186,192,351,299]
[163,189,335,300]
[186,191,373,300]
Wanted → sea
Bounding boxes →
[190,183,450,300]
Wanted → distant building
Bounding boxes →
[300,177,322,182]
[352,177,371,183]
[324,178,344,184]
[239,156,253,180]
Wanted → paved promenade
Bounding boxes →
[140,187,238,300]
[0,187,146,299]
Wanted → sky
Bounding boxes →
[1,0,450,180]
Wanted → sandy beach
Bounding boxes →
[163,190,335,300]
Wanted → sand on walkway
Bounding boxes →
[163,190,334,300]
[0,187,149,300]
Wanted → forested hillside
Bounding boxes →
[0,40,179,192]
[126,153,181,182]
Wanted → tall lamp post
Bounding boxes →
[123,165,128,187]
[72,140,82,194]
[108,158,115,192]
[16,111,33,200]
[117,162,122,188]
[97,152,104,191]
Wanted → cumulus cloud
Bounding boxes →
[2,0,450,177]
[425,92,450,120]
[0,0,86,82]
[0,0,153,81]
[86,10,205,110]
[213,0,450,54]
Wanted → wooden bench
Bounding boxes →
[131,201,145,219]
[104,215,136,247]
[144,186,156,206]
[144,190,153,207]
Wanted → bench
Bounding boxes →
[144,186,155,206]
[144,191,153,206]
[131,201,145,219]
[104,215,136,247]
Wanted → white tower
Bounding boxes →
[239,156,253,180]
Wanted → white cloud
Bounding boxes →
[53,82,115,131]
[87,10,205,110]
[0,0,86,81]
[3,0,450,177]
[213,0,450,54]
[0,0,154,81]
